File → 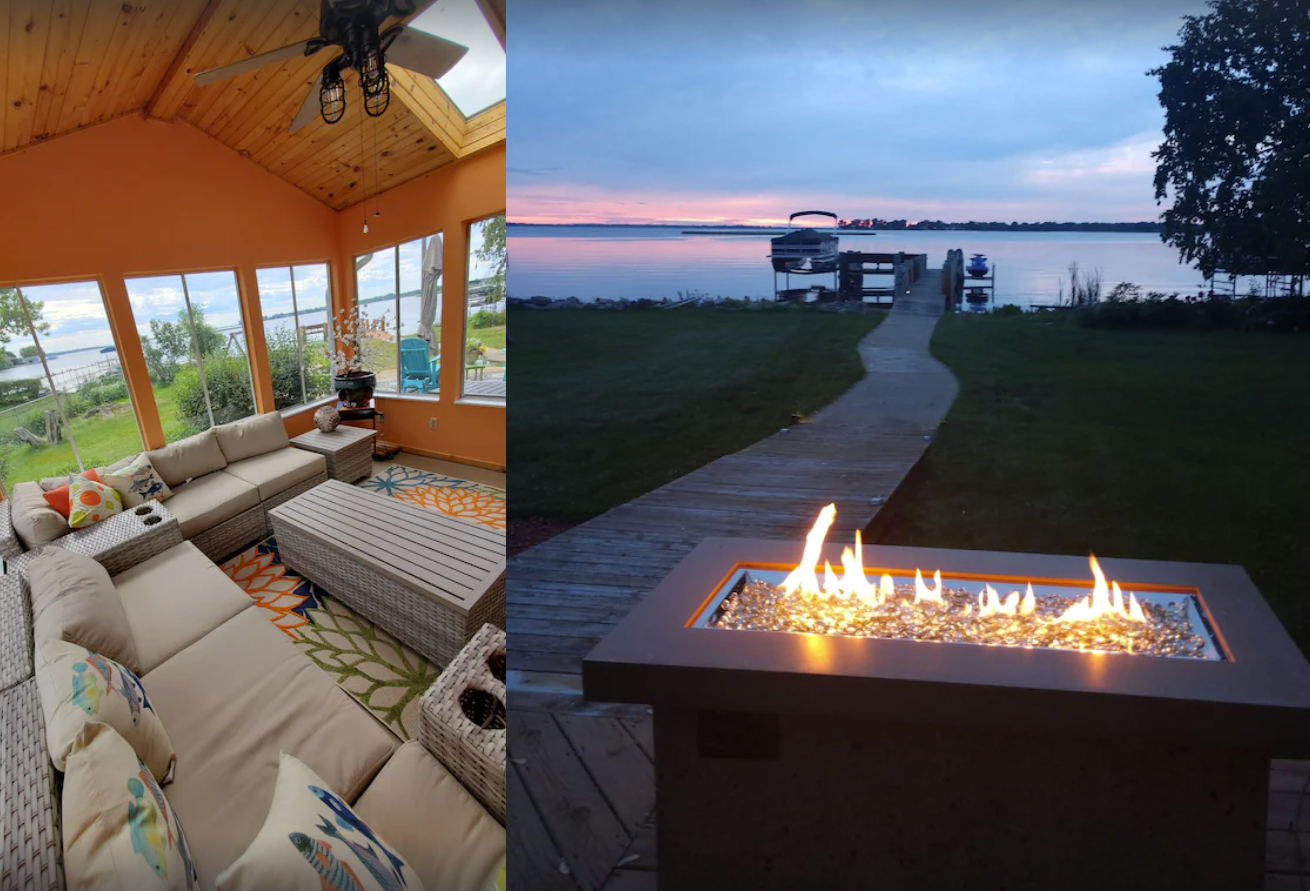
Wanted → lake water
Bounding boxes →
[508,226,1255,308]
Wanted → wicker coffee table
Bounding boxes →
[268,480,505,667]
[290,425,377,483]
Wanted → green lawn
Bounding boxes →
[509,307,883,520]
[878,312,1310,654]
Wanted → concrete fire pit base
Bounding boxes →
[656,706,1266,890]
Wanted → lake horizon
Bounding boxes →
[508,225,1262,308]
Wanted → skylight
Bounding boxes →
[410,0,505,118]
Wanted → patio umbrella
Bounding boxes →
[419,234,442,357]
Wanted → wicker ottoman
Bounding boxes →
[419,623,506,823]
[0,500,21,561]
[0,571,31,693]
[291,426,377,483]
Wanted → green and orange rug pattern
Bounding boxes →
[219,466,506,741]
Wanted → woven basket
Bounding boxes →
[419,623,506,824]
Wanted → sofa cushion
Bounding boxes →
[35,638,176,782]
[353,741,506,891]
[11,480,72,549]
[102,453,173,508]
[29,547,141,674]
[216,752,426,891]
[214,412,290,464]
[61,722,200,891]
[222,449,325,501]
[117,541,254,674]
[165,473,260,539]
[147,429,228,488]
[143,608,398,886]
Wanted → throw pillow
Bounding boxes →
[34,638,175,782]
[29,547,142,674]
[42,468,102,517]
[62,722,199,891]
[216,752,426,891]
[103,453,174,508]
[68,477,123,529]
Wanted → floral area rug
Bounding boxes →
[360,464,506,530]
[220,538,435,741]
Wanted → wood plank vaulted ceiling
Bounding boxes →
[0,0,506,210]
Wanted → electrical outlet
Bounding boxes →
[429,418,438,430]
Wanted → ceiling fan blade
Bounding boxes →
[195,39,313,86]
[385,27,468,81]
[289,67,329,133]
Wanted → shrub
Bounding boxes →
[266,327,332,410]
[174,353,255,433]
[469,310,506,329]
[992,304,1025,317]
[0,378,42,406]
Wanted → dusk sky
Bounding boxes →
[509,0,1209,226]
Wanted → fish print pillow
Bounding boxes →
[62,722,199,891]
[34,637,176,783]
[216,752,426,891]
[67,476,123,529]
[103,454,174,509]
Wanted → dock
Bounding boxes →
[508,266,958,890]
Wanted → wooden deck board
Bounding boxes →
[508,269,958,888]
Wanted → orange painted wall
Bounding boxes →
[0,113,506,472]
[337,143,506,470]
[0,113,342,449]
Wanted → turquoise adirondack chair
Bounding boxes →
[400,338,438,393]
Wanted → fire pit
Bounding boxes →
[583,506,1310,891]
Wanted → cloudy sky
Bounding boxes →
[510,0,1208,225]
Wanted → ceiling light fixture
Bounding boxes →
[319,61,346,124]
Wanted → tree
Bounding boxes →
[475,214,507,302]
[0,287,50,345]
[1150,0,1310,279]
[19,345,39,358]
[142,306,226,385]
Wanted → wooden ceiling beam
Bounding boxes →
[461,100,506,157]
[386,65,466,157]
[146,0,223,120]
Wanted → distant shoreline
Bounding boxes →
[509,222,1164,234]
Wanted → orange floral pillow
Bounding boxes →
[42,469,102,518]
[67,477,122,530]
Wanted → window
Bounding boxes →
[411,0,506,117]
[256,264,334,411]
[0,281,141,495]
[462,214,506,402]
[352,232,442,397]
[126,271,257,441]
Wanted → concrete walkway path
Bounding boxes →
[508,267,961,891]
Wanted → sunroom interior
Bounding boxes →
[0,0,507,500]
[0,5,507,887]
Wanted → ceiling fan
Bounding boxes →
[193,0,468,133]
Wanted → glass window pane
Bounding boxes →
[182,271,256,426]
[258,264,335,411]
[398,234,441,398]
[354,248,399,393]
[127,270,256,441]
[463,214,506,402]
[0,281,141,495]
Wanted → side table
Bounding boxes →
[290,426,377,483]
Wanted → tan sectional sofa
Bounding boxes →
[5,411,328,562]
[3,537,506,890]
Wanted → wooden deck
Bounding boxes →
[507,268,958,890]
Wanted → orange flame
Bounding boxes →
[777,507,1149,634]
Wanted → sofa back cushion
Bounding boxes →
[214,412,289,464]
[11,481,72,549]
[62,723,199,891]
[146,429,227,488]
[29,547,142,674]
[35,638,176,782]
